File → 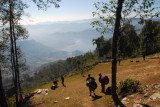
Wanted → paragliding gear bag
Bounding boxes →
[86,78,97,90]
[101,75,109,85]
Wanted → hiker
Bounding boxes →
[99,73,105,93]
[61,75,65,86]
[86,74,97,97]
[99,73,109,93]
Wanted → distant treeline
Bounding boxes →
[22,20,160,90]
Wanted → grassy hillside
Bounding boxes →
[24,54,160,107]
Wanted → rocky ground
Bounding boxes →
[121,83,160,107]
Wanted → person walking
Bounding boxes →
[99,73,105,93]
[99,73,109,93]
[61,75,65,86]
[86,74,97,97]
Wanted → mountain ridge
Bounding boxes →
[17,40,84,71]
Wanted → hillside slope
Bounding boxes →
[26,55,160,107]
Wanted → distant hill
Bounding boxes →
[17,40,83,71]
[47,28,112,52]
[25,19,112,52]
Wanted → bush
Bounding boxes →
[118,78,140,97]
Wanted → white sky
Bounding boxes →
[20,0,100,25]
[20,0,160,25]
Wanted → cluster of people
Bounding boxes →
[86,73,109,97]
[52,73,109,97]
[52,75,65,89]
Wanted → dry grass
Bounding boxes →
[28,55,160,107]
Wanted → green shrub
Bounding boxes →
[118,78,140,97]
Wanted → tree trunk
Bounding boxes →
[0,68,8,107]
[9,0,19,106]
[111,0,125,106]
[12,19,23,101]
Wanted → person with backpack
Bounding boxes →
[53,79,58,87]
[86,74,97,97]
[61,75,65,86]
[51,79,58,90]
[99,73,109,93]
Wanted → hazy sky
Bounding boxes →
[21,0,100,25]
[21,0,160,52]
[20,0,104,52]
[21,0,160,25]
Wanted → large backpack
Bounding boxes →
[105,86,111,95]
[101,75,109,85]
[86,78,97,90]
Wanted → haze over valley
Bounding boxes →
[19,19,113,70]
[19,18,160,71]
